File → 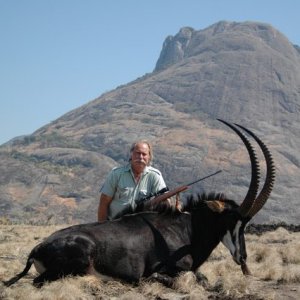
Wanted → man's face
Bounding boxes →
[131,143,150,168]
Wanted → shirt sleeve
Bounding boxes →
[150,169,167,193]
[100,168,118,198]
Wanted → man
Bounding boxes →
[98,140,167,222]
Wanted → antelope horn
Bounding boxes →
[235,124,275,218]
[217,120,260,217]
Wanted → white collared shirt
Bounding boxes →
[100,164,166,219]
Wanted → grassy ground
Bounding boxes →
[0,224,299,299]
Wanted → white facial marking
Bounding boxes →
[222,231,235,255]
[221,220,242,263]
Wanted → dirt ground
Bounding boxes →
[0,224,299,299]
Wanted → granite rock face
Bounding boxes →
[154,27,194,71]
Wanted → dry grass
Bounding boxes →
[0,225,299,299]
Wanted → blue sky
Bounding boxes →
[1,0,299,145]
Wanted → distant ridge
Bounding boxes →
[2,135,28,146]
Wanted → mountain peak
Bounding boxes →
[154,26,194,71]
[154,21,296,72]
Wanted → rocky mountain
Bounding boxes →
[1,21,299,224]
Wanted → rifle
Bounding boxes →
[137,170,222,209]
[115,170,222,218]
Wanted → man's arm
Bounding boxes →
[98,193,113,222]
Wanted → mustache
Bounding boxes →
[133,159,147,164]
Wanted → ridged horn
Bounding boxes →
[235,124,275,218]
[217,120,260,217]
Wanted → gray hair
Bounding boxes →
[129,140,153,166]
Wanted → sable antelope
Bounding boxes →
[3,120,275,287]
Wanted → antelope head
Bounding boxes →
[218,120,276,275]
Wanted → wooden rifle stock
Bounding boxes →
[145,185,188,208]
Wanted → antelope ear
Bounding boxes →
[207,200,225,213]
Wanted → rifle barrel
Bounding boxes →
[186,170,222,187]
